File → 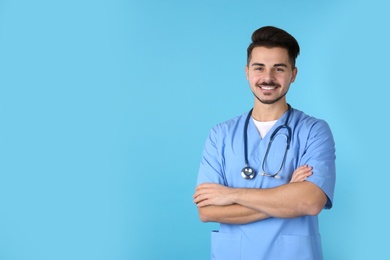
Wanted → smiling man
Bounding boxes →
[193,26,336,260]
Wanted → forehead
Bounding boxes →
[249,46,290,65]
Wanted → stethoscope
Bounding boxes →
[241,105,292,180]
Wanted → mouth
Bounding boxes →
[257,84,279,90]
[260,85,278,90]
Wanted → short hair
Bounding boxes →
[247,26,300,67]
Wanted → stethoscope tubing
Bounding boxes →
[242,105,292,179]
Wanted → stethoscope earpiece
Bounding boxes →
[261,172,281,179]
[241,166,256,179]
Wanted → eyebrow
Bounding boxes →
[251,62,288,68]
[274,63,288,68]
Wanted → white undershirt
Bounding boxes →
[252,118,277,138]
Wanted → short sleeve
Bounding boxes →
[300,120,336,209]
[196,126,227,186]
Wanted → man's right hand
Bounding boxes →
[290,165,312,183]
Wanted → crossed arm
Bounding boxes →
[193,165,327,224]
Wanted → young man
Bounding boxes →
[193,26,336,260]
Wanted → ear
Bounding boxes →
[245,65,249,80]
[290,67,298,83]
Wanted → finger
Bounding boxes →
[192,190,201,199]
[193,185,215,198]
[292,166,307,175]
[296,170,312,180]
[193,191,213,204]
[193,191,206,200]
[297,165,311,172]
[193,194,205,204]
[291,168,312,182]
[294,165,312,175]
[196,198,211,208]
[196,201,205,207]
[295,168,311,177]
[291,169,305,179]
[196,183,213,189]
[196,183,221,190]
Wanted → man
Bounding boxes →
[193,26,336,260]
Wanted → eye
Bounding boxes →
[275,67,285,72]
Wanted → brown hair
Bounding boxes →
[247,26,300,67]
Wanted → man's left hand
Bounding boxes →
[193,183,234,207]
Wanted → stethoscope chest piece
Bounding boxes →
[241,105,292,180]
[241,166,256,179]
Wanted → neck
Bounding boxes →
[251,102,289,122]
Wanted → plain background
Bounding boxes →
[0,0,389,259]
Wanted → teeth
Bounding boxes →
[261,86,276,90]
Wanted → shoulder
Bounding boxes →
[201,111,249,159]
[209,111,249,136]
[291,108,335,147]
[203,111,250,149]
[291,108,332,134]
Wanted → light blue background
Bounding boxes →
[0,0,388,259]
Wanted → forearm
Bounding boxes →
[198,204,270,224]
[232,181,327,218]
[194,166,317,220]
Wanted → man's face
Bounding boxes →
[245,46,298,105]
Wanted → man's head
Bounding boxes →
[245,26,300,106]
[247,26,300,68]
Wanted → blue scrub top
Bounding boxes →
[197,107,336,260]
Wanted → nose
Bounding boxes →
[262,69,275,82]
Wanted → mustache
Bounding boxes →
[256,81,280,87]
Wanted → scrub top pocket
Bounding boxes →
[278,234,323,260]
[211,231,241,260]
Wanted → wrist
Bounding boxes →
[229,188,241,204]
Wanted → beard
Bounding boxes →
[253,91,287,104]
[252,82,288,104]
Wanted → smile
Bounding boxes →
[260,86,278,90]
